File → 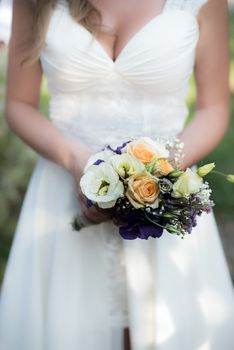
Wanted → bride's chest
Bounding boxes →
[40,2,200,94]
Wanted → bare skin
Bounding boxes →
[5,2,230,348]
[0,42,6,50]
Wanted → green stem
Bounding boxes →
[211,170,227,178]
[144,212,184,235]
[144,212,167,230]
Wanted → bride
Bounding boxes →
[1,0,234,349]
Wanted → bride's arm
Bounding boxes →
[4,0,93,177]
[178,0,230,169]
[5,0,110,223]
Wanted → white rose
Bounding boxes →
[80,162,124,208]
[84,150,115,173]
[172,168,203,198]
[109,154,145,178]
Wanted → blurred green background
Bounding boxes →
[0,10,234,287]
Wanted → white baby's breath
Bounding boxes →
[196,182,213,205]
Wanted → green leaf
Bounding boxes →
[145,159,157,173]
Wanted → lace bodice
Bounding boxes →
[164,0,208,15]
[40,0,208,151]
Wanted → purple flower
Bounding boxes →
[86,198,94,208]
[119,223,163,240]
[114,207,164,240]
[93,159,104,166]
[106,140,131,154]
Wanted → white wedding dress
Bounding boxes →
[1,0,234,349]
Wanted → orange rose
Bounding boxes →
[155,158,174,176]
[127,137,169,164]
[126,173,160,209]
[127,142,155,164]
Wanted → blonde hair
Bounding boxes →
[21,0,112,66]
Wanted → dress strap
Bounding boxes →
[164,0,209,16]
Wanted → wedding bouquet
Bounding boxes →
[72,136,234,240]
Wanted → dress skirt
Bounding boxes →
[1,154,234,350]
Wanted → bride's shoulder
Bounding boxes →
[196,0,228,25]
[165,0,229,26]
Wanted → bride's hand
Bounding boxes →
[77,186,113,224]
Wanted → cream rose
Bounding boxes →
[109,154,145,178]
[172,168,203,198]
[126,173,160,209]
[126,137,169,164]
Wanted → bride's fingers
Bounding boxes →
[77,194,110,222]
[76,187,112,222]
[84,209,107,223]
[95,205,113,219]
